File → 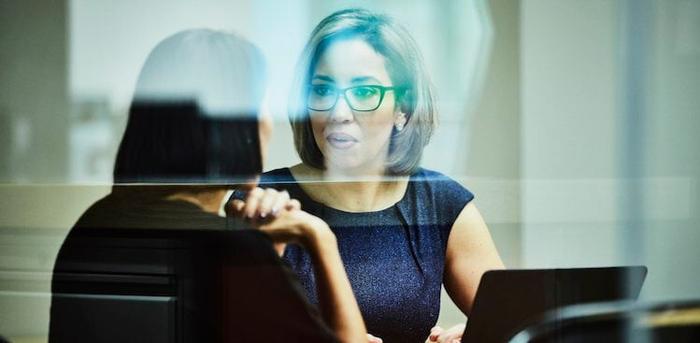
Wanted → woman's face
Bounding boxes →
[308,38,401,175]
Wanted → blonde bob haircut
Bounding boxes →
[288,8,437,175]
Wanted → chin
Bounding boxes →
[322,154,361,171]
[325,158,361,171]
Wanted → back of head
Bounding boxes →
[114,29,266,184]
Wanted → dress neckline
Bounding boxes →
[278,167,416,215]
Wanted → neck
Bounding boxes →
[166,187,228,215]
[291,164,408,212]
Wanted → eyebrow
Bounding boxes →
[311,75,335,83]
[311,74,384,85]
[350,76,382,84]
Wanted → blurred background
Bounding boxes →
[1,0,699,341]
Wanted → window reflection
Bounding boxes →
[1,0,699,342]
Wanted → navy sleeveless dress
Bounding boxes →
[260,167,474,343]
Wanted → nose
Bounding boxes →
[328,95,354,123]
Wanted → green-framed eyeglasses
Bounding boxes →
[307,84,401,112]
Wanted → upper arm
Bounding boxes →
[443,202,504,316]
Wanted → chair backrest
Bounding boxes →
[509,300,700,343]
[49,228,335,343]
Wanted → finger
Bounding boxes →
[437,325,464,343]
[367,333,383,343]
[244,187,264,219]
[285,199,301,211]
[273,243,286,256]
[228,199,245,215]
[429,326,444,341]
[256,188,279,218]
[269,190,290,217]
[436,333,456,343]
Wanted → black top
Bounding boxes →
[260,168,474,343]
[49,190,336,343]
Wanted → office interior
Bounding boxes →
[1,0,699,341]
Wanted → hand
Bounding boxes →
[367,333,383,343]
[425,324,465,343]
[256,209,332,248]
[228,187,301,221]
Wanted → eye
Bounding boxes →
[311,84,334,97]
[351,86,379,99]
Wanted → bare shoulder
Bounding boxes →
[443,201,504,314]
[447,202,503,263]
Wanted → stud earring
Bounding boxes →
[395,113,407,132]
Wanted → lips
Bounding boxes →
[326,132,358,150]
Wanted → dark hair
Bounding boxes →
[113,29,265,184]
[113,102,261,183]
[289,8,436,175]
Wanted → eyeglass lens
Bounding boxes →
[308,85,383,111]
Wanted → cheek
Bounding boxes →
[366,125,394,151]
[363,112,396,144]
[310,117,326,144]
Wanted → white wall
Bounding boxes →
[520,0,623,267]
[639,0,700,300]
[520,0,700,302]
[0,0,69,183]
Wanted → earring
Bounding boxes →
[395,113,407,132]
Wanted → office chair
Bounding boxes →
[509,300,700,343]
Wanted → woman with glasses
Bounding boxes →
[258,8,504,343]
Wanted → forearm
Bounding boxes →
[306,228,367,342]
[250,206,367,342]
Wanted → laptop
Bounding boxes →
[461,266,648,343]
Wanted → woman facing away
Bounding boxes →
[50,29,366,343]
[258,8,505,343]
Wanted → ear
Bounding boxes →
[394,112,407,132]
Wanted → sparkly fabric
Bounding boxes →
[260,168,474,343]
